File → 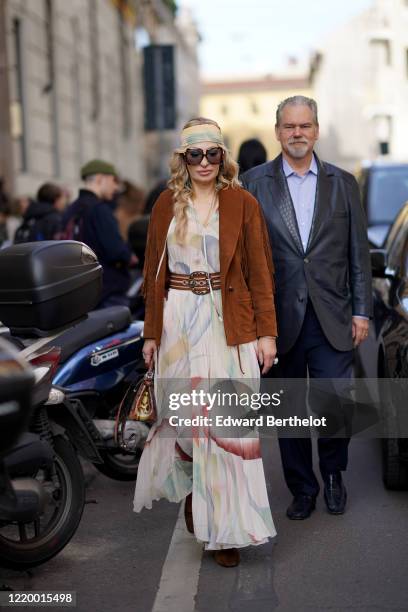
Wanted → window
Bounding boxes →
[374,114,392,158]
[44,0,60,176]
[406,48,408,79]
[370,38,392,67]
[71,17,83,165]
[369,166,408,225]
[43,0,54,94]
[118,7,131,137]
[89,0,100,121]
[250,101,259,114]
[12,18,27,172]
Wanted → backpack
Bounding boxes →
[14,217,46,243]
[57,210,85,242]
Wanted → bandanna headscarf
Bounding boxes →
[175,123,226,153]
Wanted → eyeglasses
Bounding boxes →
[184,147,223,166]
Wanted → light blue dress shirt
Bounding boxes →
[281,154,367,320]
[282,154,318,252]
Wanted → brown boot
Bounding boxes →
[213,548,240,567]
[184,493,194,534]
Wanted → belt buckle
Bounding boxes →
[189,271,209,295]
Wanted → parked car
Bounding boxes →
[357,161,408,247]
[356,202,408,489]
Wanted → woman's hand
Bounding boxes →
[142,339,156,369]
[256,336,277,375]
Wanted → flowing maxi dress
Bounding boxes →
[133,204,276,550]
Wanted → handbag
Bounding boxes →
[114,366,156,450]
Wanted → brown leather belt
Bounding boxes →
[167,271,221,295]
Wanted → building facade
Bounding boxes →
[137,1,200,184]
[200,74,311,161]
[0,0,199,197]
[310,0,408,171]
[2,0,146,196]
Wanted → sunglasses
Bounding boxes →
[184,147,223,166]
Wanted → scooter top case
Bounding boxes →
[0,241,102,337]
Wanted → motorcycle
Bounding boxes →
[51,306,148,480]
[0,338,85,570]
[0,241,148,484]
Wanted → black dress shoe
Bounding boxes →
[286,494,316,520]
[324,472,347,514]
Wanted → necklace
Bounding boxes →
[191,191,217,264]
[191,191,218,228]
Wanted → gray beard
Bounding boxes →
[286,143,309,158]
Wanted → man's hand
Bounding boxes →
[142,339,156,368]
[256,337,277,375]
[352,317,369,347]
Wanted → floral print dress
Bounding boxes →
[133,205,276,550]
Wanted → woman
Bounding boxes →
[237,138,267,175]
[133,118,278,567]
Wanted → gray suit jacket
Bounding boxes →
[241,154,373,354]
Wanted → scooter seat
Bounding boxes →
[47,306,132,364]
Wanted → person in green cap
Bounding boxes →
[61,159,135,308]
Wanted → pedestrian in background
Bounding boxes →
[241,96,372,520]
[114,180,145,243]
[237,138,267,175]
[127,178,168,269]
[134,117,277,567]
[14,182,65,243]
[144,178,168,215]
[61,159,136,309]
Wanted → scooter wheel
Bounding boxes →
[0,435,85,569]
[93,448,142,481]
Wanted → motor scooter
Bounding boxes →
[0,241,148,484]
[0,338,85,570]
[51,306,149,480]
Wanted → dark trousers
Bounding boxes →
[273,300,353,498]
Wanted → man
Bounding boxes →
[62,159,134,308]
[241,96,372,519]
[14,183,65,243]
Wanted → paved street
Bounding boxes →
[1,437,408,612]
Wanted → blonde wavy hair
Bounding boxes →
[168,117,240,244]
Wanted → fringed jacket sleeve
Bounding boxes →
[243,193,278,338]
[141,206,159,339]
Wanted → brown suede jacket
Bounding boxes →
[142,186,278,346]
